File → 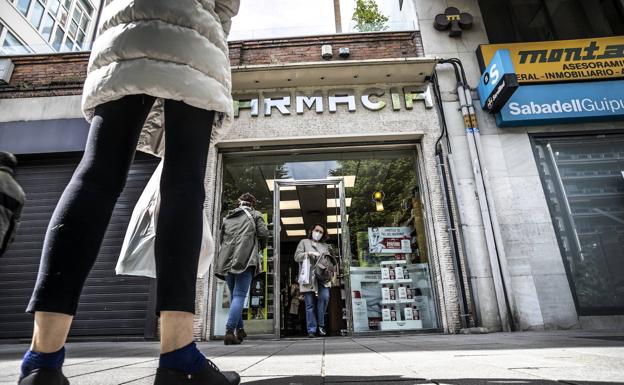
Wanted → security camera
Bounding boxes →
[321,45,333,60]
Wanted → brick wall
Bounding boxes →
[0,31,424,99]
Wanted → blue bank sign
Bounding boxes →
[496,80,624,127]
[478,49,518,113]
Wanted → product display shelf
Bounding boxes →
[380,260,407,265]
[380,299,414,305]
[380,319,423,331]
[379,278,412,284]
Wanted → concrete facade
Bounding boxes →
[414,0,623,332]
[1,1,622,341]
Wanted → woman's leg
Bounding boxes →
[316,284,330,330]
[303,292,317,334]
[154,99,214,353]
[26,95,156,352]
[225,269,253,331]
[224,274,237,331]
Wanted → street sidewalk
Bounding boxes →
[1,331,623,384]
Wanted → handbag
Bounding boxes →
[116,160,215,278]
[314,252,336,284]
[298,256,311,285]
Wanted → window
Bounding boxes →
[29,0,45,29]
[49,0,60,14]
[51,26,64,50]
[533,134,624,315]
[479,0,624,43]
[2,30,31,55]
[40,12,55,40]
[15,0,32,16]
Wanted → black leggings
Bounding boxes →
[27,94,214,315]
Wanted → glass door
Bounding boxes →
[274,179,349,338]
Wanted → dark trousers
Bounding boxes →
[27,95,214,315]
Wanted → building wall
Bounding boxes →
[0,0,48,51]
[210,85,463,335]
[0,30,467,337]
[413,0,624,331]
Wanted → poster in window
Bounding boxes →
[368,227,412,254]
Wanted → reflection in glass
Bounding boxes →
[534,134,624,314]
[29,0,45,29]
[216,149,439,336]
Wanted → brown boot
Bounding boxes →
[224,330,241,345]
[236,328,247,341]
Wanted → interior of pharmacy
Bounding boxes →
[212,147,440,338]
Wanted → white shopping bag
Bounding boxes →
[298,257,311,286]
[116,161,215,278]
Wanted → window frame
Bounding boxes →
[530,130,624,317]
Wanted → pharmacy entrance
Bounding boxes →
[212,146,441,339]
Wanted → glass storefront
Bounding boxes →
[213,147,439,337]
[533,134,624,315]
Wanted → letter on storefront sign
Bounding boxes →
[233,99,259,117]
[264,96,291,116]
[328,94,356,112]
[296,95,324,114]
[361,88,387,111]
[404,86,434,109]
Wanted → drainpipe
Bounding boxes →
[462,85,517,331]
[432,72,473,329]
[453,68,515,332]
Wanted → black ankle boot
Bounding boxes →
[236,328,247,341]
[18,368,69,385]
[224,330,241,345]
[154,359,239,385]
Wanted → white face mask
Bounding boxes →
[312,231,323,241]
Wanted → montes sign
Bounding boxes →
[477,36,624,83]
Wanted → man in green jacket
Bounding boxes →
[0,152,25,258]
[215,193,268,345]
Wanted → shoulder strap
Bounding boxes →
[242,208,256,231]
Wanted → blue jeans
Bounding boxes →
[225,268,253,331]
[303,282,330,334]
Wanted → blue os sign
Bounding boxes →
[478,49,519,113]
[496,80,624,127]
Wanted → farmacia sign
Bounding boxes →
[233,86,433,117]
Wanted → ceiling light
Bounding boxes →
[327,198,352,208]
[327,228,342,235]
[282,217,304,225]
[286,229,307,237]
[327,215,349,223]
[266,179,296,191]
[327,175,356,188]
[280,200,301,210]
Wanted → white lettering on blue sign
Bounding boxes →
[496,80,624,127]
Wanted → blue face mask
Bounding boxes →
[312,231,323,241]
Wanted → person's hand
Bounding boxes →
[307,251,321,258]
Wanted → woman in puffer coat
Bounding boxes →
[18,1,241,385]
[294,224,337,338]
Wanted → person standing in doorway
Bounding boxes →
[0,152,26,258]
[295,224,336,338]
[17,1,242,385]
[215,193,268,345]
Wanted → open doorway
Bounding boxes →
[274,179,349,338]
[213,147,441,340]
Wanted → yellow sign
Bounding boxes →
[477,36,624,83]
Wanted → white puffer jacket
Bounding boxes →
[81,0,239,156]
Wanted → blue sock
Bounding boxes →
[159,342,206,374]
[21,347,65,378]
